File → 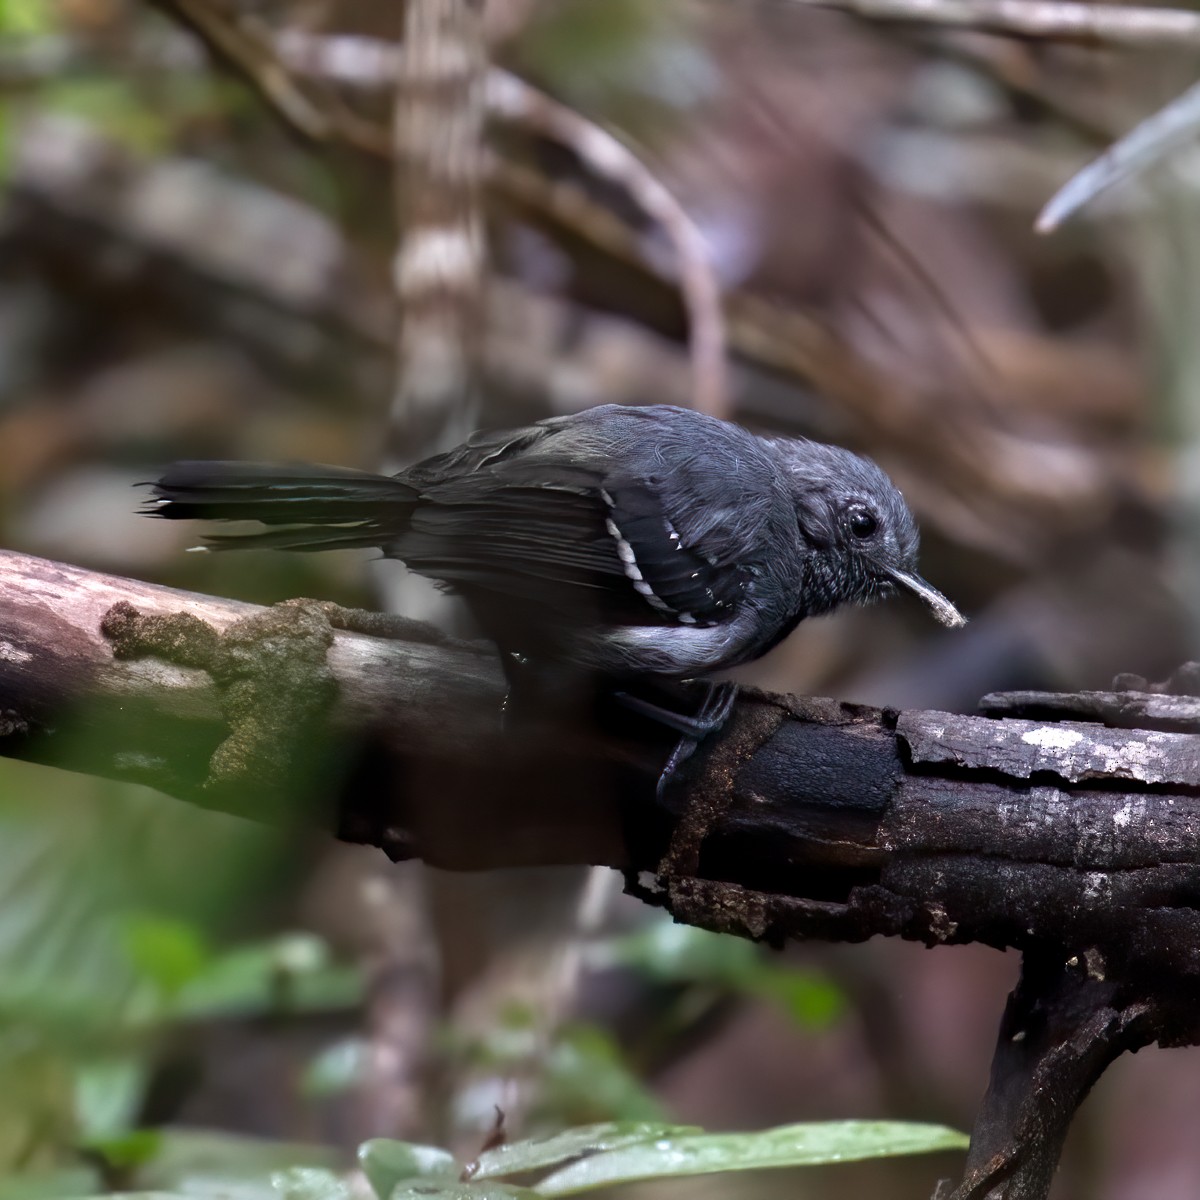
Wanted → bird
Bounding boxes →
[145,404,964,773]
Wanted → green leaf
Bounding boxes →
[101,1192,274,1200]
[71,1193,232,1200]
[0,758,289,1043]
[609,921,845,1029]
[0,1166,101,1200]
[43,78,171,155]
[82,1128,164,1171]
[172,934,362,1021]
[540,1025,664,1124]
[75,1056,151,1140]
[131,1129,338,1194]
[0,0,57,35]
[531,1121,970,1195]
[390,1185,536,1200]
[121,915,211,997]
[36,1162,348,1200]
[357,1139,457,1199]
[271,1166,351,1200]
[468,1123,697,1181]
[301,1037,369,1099]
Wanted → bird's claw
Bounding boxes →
[614,681,738,800]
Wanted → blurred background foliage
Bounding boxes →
[1,0,1199,1197]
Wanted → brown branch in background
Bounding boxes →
[274,30,728,417]
[62,18,1147,547]
[271,29,697,280]
[129,19,912,470]
[252,30,1099,537]
[143,0,392,154]
[268,27,668,291]
[10,97,1145,566]
[485,70,729,418]
[780,0,1200,47]
[144,0,332,138]
[389,0,488,457]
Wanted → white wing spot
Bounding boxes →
[603,498,679,619]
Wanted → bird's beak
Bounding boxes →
[887,568,967,628]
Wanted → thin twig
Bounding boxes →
[274,28,400,88]
[145,0,392,154]
[776,0,1200,47]
[145,0,331,137]
[486,70,729,417]
[1037,79,1200,232]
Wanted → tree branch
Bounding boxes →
[3,546,1199,961]
[783,0,1200,48]
[6,546,1200,1198]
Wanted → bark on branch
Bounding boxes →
[5,547,1200,958]
[4,546,1200,1198]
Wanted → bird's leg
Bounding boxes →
[613,680,739,799]
[499,656,738,799]
[613,680,738,738]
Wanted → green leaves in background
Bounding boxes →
[0,1130,340,1200]
[0,0,55,36]
[540,1024,664,1124]
[0,760,360,1177]
[165,930,362,1022]
[444,1008,664,1128]
[440,921,845,1138]
[606,918,846,1029]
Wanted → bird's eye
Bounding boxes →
[848,506,878,539]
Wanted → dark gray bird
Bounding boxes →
[145,404,964,688]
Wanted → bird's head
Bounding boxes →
[774,440,966,628]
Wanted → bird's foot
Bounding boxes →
[614,681,739,800]
[613,680,738,738]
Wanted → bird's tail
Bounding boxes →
[144,461,418,552]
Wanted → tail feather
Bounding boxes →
[200,528,402,553]
[145,461,416,551]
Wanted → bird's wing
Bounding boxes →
[395,458,748,627]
